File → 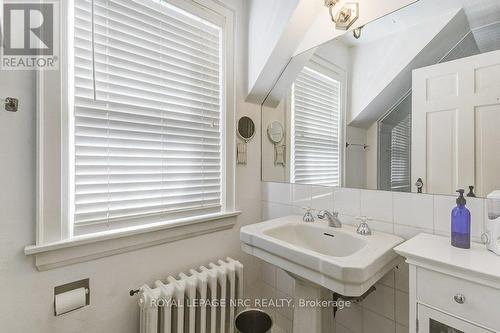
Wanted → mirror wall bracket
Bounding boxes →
[236,116,256,165]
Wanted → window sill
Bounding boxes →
[25,211,241,271]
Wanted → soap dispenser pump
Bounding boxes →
[451,189,471,249]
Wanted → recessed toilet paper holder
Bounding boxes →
[54,278,90,316]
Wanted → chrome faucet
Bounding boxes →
[317,210,342,228]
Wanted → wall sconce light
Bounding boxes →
[323,1,360,31]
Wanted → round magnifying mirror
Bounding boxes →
[237,116,256,142]
[267,121,284,144]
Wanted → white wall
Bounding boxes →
[366,122,378,190]
[246,0,324,104]
[0,1,264,332]
[345,126,367,188]
[246,0,299,99]
[348,8,465,126]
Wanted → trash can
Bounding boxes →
[235,309,273,333]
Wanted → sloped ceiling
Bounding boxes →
[348,9,471,127]
[347,0,500,127]
[248,0,418,106]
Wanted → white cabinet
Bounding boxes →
[418,305,493,333]
[395,234,500,333]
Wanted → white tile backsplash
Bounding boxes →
[292,184,311,208]
[393,192,434,229]
[334,188,361,217]
[393,223,434,240]
[260,182,488,333]
[361,190,393,222]
[262,182,291,205]
[311,185,334,211]
[368,220,394,234]
[338,213,359,226]
[262,201,292,220]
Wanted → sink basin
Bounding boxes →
[241,215,404,297]
[264,223,367,257]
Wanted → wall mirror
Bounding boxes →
[238,116,256,142]
[261,0,500,197]
[267,121,284,144]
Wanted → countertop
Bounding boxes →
[394,233,500,284]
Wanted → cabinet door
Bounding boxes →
[418,304,493,333]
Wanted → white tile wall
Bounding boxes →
[362,283,395,320]
[260,182,487,333]
[362,308,396,333]
[395,290,409,327]
[361,190,393,223]
[333,187,361,217]
[292,184,312,208]
[336,303,363,333]
[393,192,434,229]
[311,186,334,211]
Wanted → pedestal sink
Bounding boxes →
[240,215,404,333]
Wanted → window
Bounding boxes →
[72,0,225,235]
[290,61,342,186]
[378,92,411,192]
[390,113,411,191]
[33,0,235,256]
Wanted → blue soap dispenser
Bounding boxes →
[451,189,471,249]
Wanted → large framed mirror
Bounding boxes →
[261,0,500,197]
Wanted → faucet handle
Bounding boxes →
[356,216,372,236]
[302,207,315,223]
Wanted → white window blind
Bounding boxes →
[291,66,341,186]
[73,0,223,235]
[390,113,411,191]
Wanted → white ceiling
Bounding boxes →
[338,0,500,47]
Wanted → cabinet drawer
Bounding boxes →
[417,268,500,331]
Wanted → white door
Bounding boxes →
[412,50,500,196]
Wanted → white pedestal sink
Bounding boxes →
[240,215,404,332]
